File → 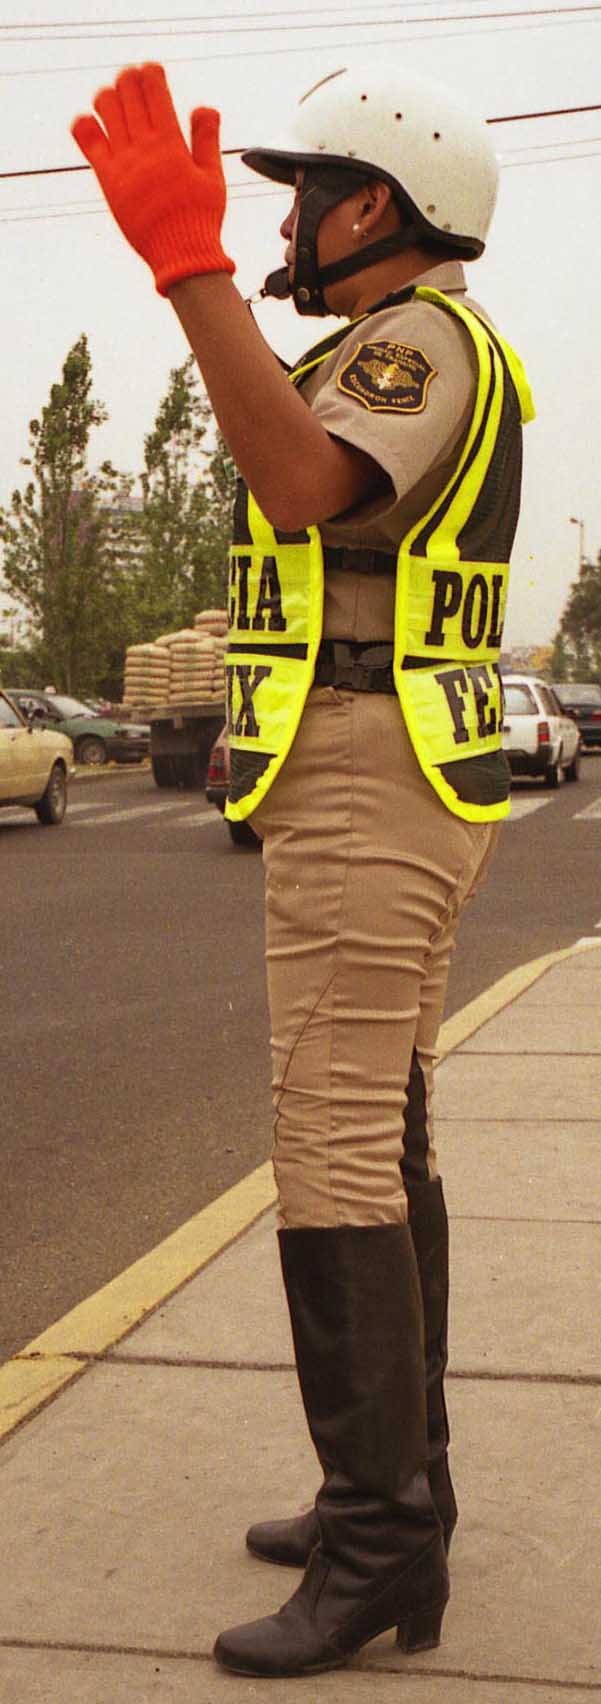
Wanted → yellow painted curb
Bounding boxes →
[0,1356,88,1441]
[0,1161,275,1444]
[437,938,600,1058]
[2,937,600,1445]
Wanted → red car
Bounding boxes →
[205,728,261,847]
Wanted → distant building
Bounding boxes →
[500,644,553,676]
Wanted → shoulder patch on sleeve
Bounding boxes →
[336,340,437,414]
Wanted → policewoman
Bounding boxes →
[73,60,534,1680]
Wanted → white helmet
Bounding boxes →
[244,63,499,280]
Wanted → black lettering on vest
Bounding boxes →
[425,570,463,646]
[252,556,287,632]
[435,667,470,745]
[487,573,505,649]
[467,664,498,738]
[461,573,489,649]
[229,554,251,631]
[233,664,272,739]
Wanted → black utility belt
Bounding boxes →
[313,641,437,693]
[314,639,397,693]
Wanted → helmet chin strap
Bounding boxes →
[258,164,419,317]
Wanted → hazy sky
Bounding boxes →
[1,0,600,645]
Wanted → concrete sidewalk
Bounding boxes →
[1,942,599,1703]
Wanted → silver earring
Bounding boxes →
[352,222,361,236]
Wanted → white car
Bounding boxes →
[0,689,74,823]
[501,673,581,786]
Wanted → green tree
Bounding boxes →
[552,549,601,682]
[188,429,237,618]
[0,335,136,694]
[549,629,570,682]
[0,632,46,689]
[133,357,236,637]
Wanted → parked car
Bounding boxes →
[501,673,581,785]
[550,681,601,749]
[0,688,73,824]
[6,689,150,766]
[206,727,261,846]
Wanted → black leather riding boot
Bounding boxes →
[400,1051,458,1550]
[215,1225,448,1678]
[406,1177,458,1550]
[246,1176,457,1567]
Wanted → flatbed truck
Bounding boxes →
[149,700,225,790]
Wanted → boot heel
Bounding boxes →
[396,1600,447,1654]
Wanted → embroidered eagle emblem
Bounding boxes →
[336,340,437,413]
[358,358,415,391]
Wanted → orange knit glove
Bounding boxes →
[71,62,235,295]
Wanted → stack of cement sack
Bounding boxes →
[194,608,228,640]
[122,642,170,706]
[122,610,229,708]
[194,608,228,698]
[166,627,225,705]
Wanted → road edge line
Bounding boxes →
[3,937,600,1444]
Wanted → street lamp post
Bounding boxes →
[569,515,585,571]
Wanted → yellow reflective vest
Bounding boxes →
[225,286,535,825]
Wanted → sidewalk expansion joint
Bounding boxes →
[457,1049,601,1057]
[21,1350,600,1386]
[452,1042,599,1056]
[0,1639,598,1690]
[447,1214,601,1225]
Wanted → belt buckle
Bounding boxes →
[332,642,363,691]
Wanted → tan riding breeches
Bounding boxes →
[249,687,498,1229]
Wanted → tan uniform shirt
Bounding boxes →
[301,261,490,641]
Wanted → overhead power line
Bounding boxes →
[501,144,601,163]
[2,102,600,182]
[0,0,490,24]
[0,0,497,24]
[1,135,600,222]
[0,185,288,225]
[2,5,600,77]
[3,3,600,43]
[489,101,601,120]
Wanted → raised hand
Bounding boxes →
[71,63,235,294]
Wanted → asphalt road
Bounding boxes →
[2,753,600,1362]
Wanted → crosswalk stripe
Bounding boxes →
[151,811,215,827]
[1,800,215,829]
[507,796,553,820]
[573,796,601,820]
[71,802,190,826]
[63,800,116,814]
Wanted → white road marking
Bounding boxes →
[73,802,217,828]
[1,800,217,830]
[507,795,553,820]
[0,798,144,826]
[153,811,216,827]
[71,802,189,826]
[63,800,116,814]
[573,796,601,820]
